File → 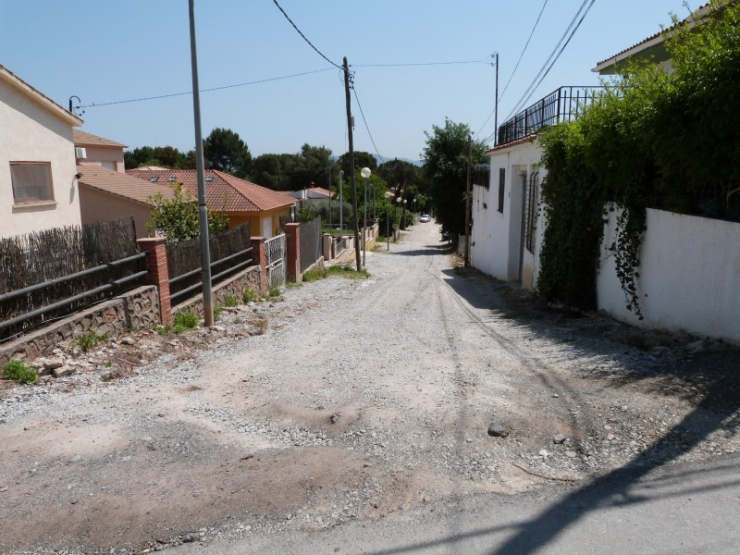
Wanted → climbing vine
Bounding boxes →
[537,0,740,315]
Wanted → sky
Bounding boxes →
[0,0,692,163]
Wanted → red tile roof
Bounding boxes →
[126,169,295,213]
[73,129,127,149]
[78,166,174,204]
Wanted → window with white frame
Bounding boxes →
[10,162,54,203]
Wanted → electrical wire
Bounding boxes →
[354,57,490,68]
[352,86,385,166]
[77,68,335,109]
[504,0,596,121]
[271,0,341,69]
[475,0,549,139]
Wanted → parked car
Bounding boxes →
[419,214,431,223]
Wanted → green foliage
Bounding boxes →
[302,268,328,282]
[203,127,251,178]
[172,310,199,333]
[339,151,377,177]
[423,119,486,234]
[267,284,282,300]
[147,181,229,242]
[3,360,38,384]
[224,296,238,308]
[538,0,740,315]
[75,330,110,352]
[213,307,223,321]
[243,287,260,303]
[124,145,198,170]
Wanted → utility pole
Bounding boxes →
[493,52,500,146]
[343,57,362,273]
[464,135,472,268]
[188,0,214,327]
[328,166,332,229]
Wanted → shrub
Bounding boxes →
[3,360,38,384]
[172,310,199,334]
[76,330,110,352]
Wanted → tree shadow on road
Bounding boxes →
[424,266,740,555]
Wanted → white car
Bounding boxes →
[419,214,431,223]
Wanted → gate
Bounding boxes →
[265,234,286,287]
[300,216,322,271]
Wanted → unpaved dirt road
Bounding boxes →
[1,222,739,554]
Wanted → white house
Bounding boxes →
[0,64,83,238]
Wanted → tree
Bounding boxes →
[422,119,486,234]
[339,151,376,177]
[293,144,337,189]
[147,182,229,243]
[203,127,251,178]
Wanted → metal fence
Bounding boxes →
[497,86,607,146]
[0,218,146,342]
[265,234,286,287]
[167,224,254,305]
[299,216,322,272]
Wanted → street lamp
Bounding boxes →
[361,167,371,267]
[401,199,408,230]
[395,196,402,241]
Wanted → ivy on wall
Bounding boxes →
[537,0,740,315]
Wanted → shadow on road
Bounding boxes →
[394,265,740,555]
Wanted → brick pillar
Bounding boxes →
[251,237,268,294]
[137,237,172,326]
[285,223,301,283]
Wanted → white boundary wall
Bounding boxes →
[598,207,740,344]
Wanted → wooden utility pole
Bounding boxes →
[464,135,472,268]
[343,57,362,272]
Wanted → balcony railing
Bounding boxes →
[497,86,607,147]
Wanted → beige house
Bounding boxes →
[127,169,296,238]
[73,129,126,173]
[0,63,83,238]
[77,165,174,238]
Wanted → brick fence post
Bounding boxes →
[251,237,268,294]
[285,223,301,283]
[137,237,172,326]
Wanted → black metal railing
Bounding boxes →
[167,224,254,304]
[497,86,607,146]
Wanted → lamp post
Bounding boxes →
[339,170,344,231]
[361,167,371,267]
[395,196,401,242]
[401,199,407,230]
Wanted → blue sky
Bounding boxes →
[1,0,690,162]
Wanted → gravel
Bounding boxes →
[1,222,739,555]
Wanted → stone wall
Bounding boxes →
[173,265,262,319]
[0,286,159,366]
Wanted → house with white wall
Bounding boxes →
[73,129,126,173]
[0,63,83,239]
[471,87,600,291]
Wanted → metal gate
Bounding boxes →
[265,234,286,287]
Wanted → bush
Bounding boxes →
[76,330,110,352]
[172,310,199,334]
[3,360,38,384]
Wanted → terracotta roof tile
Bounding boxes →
[126,169,295,213]
[73,129,127,148]
[78,166,174,204]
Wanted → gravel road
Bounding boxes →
[1,221,738,554]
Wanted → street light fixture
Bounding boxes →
[395,196,402,241]
[361,167,371,267]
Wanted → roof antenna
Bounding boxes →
[68,95,85,117]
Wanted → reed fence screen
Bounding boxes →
[0,218,144,342]
[166,224,254,304]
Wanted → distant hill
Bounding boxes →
[374,155,423,167]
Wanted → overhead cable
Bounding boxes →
[352,86,385,165]
[504,0,596,121]
[271,0,342,69]
[77,68,335,109]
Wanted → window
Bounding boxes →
[497,168,505,213]
[10,163,54,203]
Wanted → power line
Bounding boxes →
[504,0,596,121]
[475,0,549,139]
[271,0,341,69]
[77,68,335,109]
[499,0,550,103]
[354,58,490,68]
[352,85,385,165]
